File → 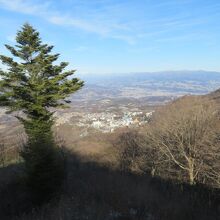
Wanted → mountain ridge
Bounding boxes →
[78,70,220,85]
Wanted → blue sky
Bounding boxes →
[0,0,220,74]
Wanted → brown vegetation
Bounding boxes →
[115,96,220,188]
[0,95,220,219]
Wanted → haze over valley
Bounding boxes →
[1,70,220,143]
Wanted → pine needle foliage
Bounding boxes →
[0,23,84,203]
[0,23,83,140]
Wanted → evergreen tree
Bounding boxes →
[0,23,83,141]
[0,23,84,203]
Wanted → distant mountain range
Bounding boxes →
[72,71,220,106]
[78,70,220,85]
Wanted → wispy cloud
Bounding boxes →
[48,16,109,35]
[0,0,134,43]
[0,0,219,45]
[0,0,50,15]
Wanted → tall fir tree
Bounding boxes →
[0,23,84,203]
[0,23,83,141]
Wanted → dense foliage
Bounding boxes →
[0,23,83,141]
[0,23,83,203]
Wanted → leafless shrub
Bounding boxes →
[113,97,220,188]
[113,130,145,173]
[0,142,6,167]
[145,96,220,186]
[0,133,26,166]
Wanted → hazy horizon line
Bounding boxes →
[77,69,220,76]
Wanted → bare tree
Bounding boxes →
[145,96,220,186]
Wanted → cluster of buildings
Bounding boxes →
[54,108,154,134]
[77,111,154,133]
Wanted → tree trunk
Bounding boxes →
[188,158,195,185]
[151,167,156,177]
